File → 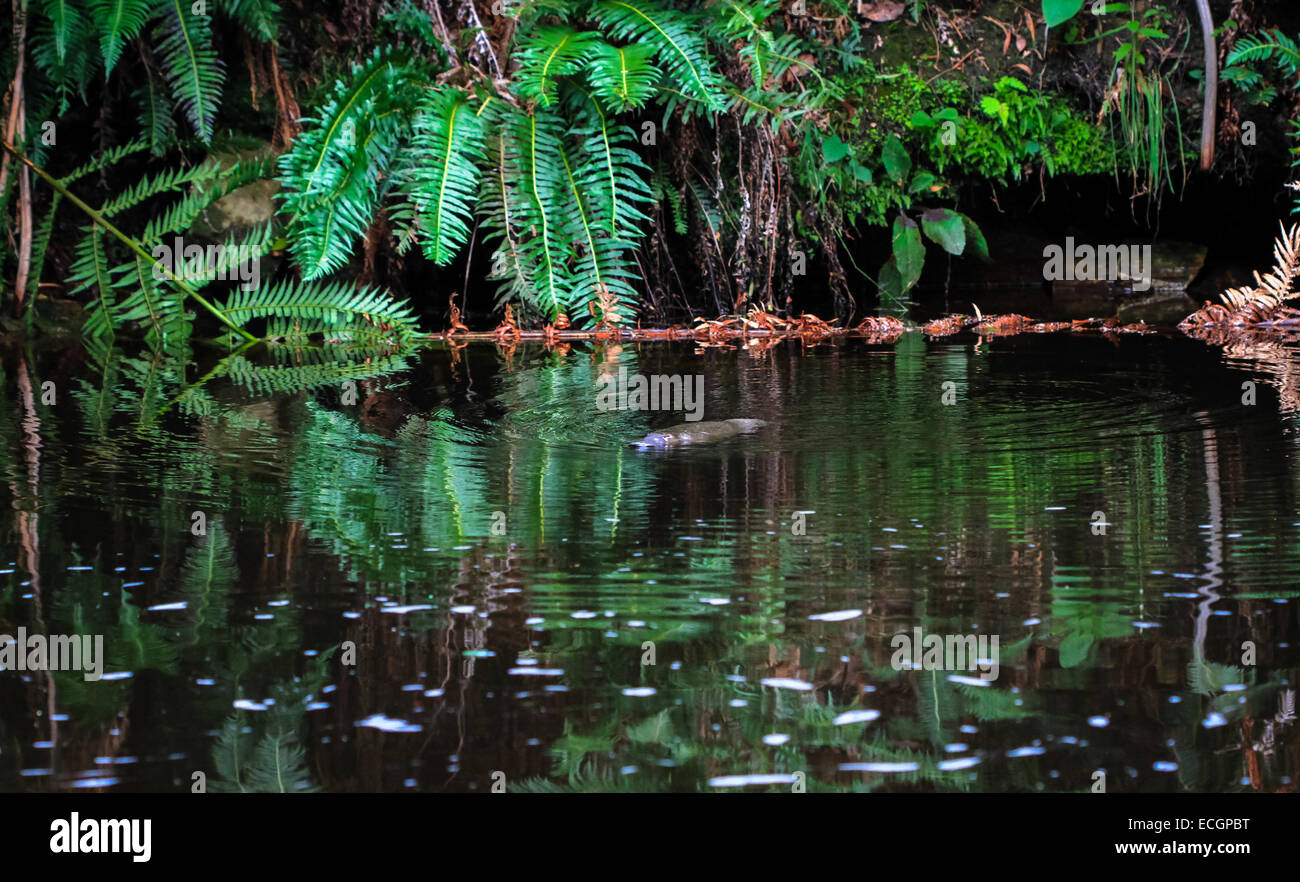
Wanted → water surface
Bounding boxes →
[2,331,1297,792]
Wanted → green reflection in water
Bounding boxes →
[1,333,1298,793]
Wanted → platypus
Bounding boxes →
[632,419,767,449]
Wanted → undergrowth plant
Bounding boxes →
[1223,29,1300,212]
[30,0,282,152]
[4,140,418,352]
[276,0,835,326]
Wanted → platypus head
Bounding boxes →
[631,431,675,449]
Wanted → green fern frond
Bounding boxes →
[68,224,116,321]
[278,48,418,278]
[215,0,281,42]
[134,75,177,157]
[56,140,150,186]
[217,278,418,339]
[502,108,570,320]
[109,251,192,351]
[88,0,153,74]
[567,88,652,238]
[585,41,660,112]
[140,157,275,244]
[401,89,486,266]
[715,0,778,86]
[554,135,640,322]
[515,25,601,107]
[31,6,97,112]
[592,0,727,113]
[97,160,226,220]
[479,124,540,312]
[1226,29,1300,79]
[38,0,87,66]
[651,162,686,234]
[154,0,226,143]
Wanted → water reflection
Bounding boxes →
[1,331,1298,792]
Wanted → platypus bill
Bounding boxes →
[632,419,768,449]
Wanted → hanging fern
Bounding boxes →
[154,0,226,143]
[278,47,421,279]
[591,0,727,114]
[515,25,602,107]
[88,0,153,74]
[585,41,661,112]
[400,89,487,266]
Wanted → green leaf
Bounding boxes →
[908,171,936,194]
[1042,0,1084,28]
[920,208,965,256]
[586,41,661,111]
[155,0,226,143]
[877,256,903,300]
[979,95,1008,127]
[89,0,153,74]
[514,25,600,107]
[882,134,911,183]
[403,89,486,266]
[592,0,726,114]
[958,213,989,262]
[822,135,849,163]
[892,214,924,291]
[1059,631,1094,668]
[849,160,872,183]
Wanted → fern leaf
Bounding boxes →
[154,0,226,143]
[68,225,117,334]
[515,25,601,107]
[217,278,418,339]
[215,0,281,42]
[479,124,540,312]
[278,48,417,278]
[1226,30,1300,80]
[585,41,660,112]
[31,4,97,111]
[134,75,177,157]
[502,109,570,320]
[554,136,640,322]
[567,88,652,239]
[592,0,726,113]
[38,0,85,66]
[401,88,486,266]
[57,139,150,186]
[88,0,153,74]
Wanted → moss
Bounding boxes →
[798,62,1112,228]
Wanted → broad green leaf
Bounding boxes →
[892,214,924,291]
[958,213,989,262]
[1042,0,1084,28]
[822,135,850,163]
[1059,631,1094,668]
[920,208,965,256]
[908,171,936,195]
[882,134,911,183]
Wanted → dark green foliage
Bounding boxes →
[27,0,280,145]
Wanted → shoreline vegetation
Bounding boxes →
[4,2,1300,351]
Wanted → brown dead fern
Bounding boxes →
[1183,222,1300,328]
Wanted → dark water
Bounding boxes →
[2,330,1298,793]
